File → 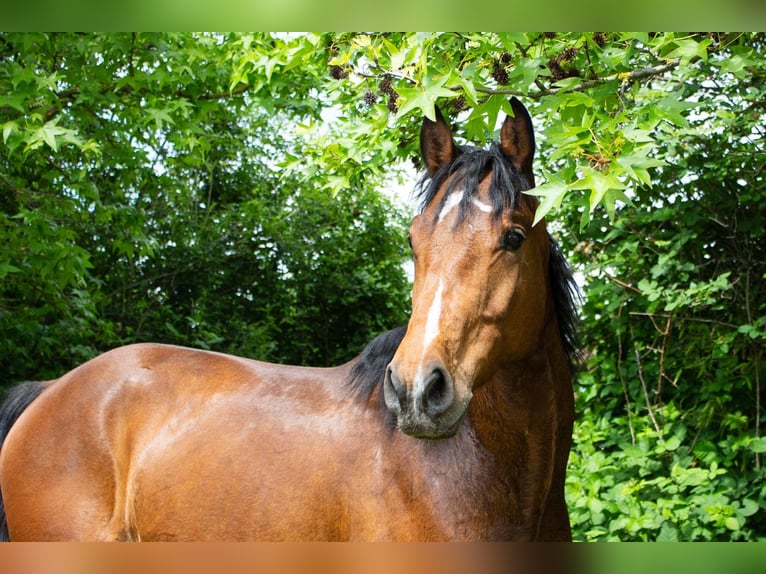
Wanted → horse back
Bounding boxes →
[0,343,355,540]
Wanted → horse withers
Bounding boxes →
[0,98,578,541]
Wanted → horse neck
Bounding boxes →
[467,313,573,464]
[453,315,574,538]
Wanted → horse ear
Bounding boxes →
[420,107,457,176]
[500,97,535,177]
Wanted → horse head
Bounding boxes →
[384,98,555,439]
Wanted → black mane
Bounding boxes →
[548,235,581,361]
[347,326,406,405]
[347,144,580,402]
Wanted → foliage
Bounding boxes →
[0,32,411,378]
[554,34,766,540]
[1,32,765,541]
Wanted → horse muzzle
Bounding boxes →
[383,362,471,439]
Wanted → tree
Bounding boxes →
[1,32,764,540]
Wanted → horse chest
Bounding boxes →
[345,432,523,541]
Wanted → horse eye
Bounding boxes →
[407,234,413,250]
[502,229,526,251]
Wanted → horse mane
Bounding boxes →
[347,326,406,406]
[547,234,581,364]
[347,143,580,401]
[0,380,48,541]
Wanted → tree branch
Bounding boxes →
[605,272,643,295]
[744,266,762,470]
[33,83,251,123]
[616,298,637,444]
[476,60,681,99]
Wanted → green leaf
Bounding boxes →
[719,53,755,78]
[451,62,479,105]
[0,94,27,113]
[0,262,21,278]
[468,95,505,140]
[740,499,759,518]
[508,57,547,92]
[525,179,570,226]
[145,108,175,130]
[655,93,697,128]
[40,123,60,151]
[601,188,633,221]
[551,77,582,91]
[395,75,456,121]
[24,117,83,153]
[571,168,626,213]
[657,522,679,542]
[2,121,19,144]
[665,436,681,451]
[616,154,666,187]
[667,37,710,64]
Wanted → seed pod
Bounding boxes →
[379,76,395,96]
[561,47,577,62]
[492,62,509,85]
[363,90,377,106]
[387,93,399,114]
[450,96,467,113]
[330,65,348,80]
[593,33,607,47]
[547,58,565,81]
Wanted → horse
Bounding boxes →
[0,97,578,541]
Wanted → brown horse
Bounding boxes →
[0,98,578,541]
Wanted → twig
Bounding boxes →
[629,311,738,330]
[745,267,762,471]
[632,335,662,434]
[604,272,643,295]
[656,316,673,395]
[755,348,762,471]
[616,298,636,444]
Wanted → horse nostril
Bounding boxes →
[422,367,454,416]
[383,365,407,414]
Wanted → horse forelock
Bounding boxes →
[415,143,532,225]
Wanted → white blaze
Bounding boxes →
[423,279,444,354]
[414,278,445,398]
[438,191,463,223]
[416,191,489,395]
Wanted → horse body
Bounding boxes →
[1,340,565,541]
[0,98,577,541]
